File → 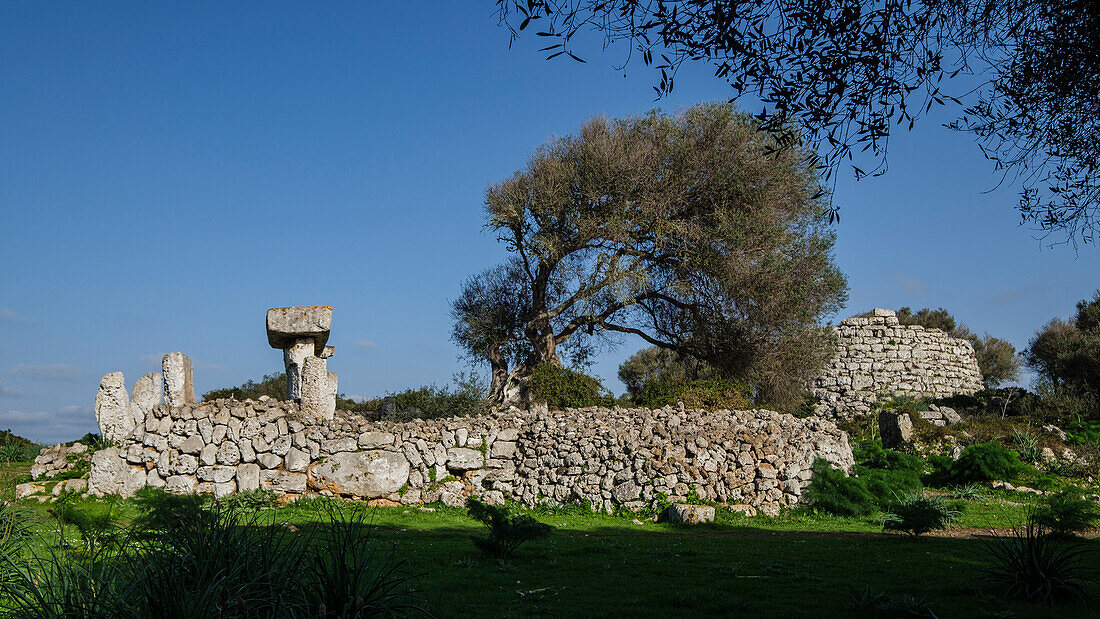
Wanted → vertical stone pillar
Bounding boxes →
[162,353,195,406]
[282,338,314,401]
[300,356,331,420]
[325,371,338,419]
[95,371,133,442]
[130,372,163,425]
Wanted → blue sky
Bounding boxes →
[1,3,1096,444]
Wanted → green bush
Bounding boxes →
[853,440,923,473]
[528,364,613,409]
[466,497,553,559]
[859,468,923,506]
[881,493,961,536]
[949,442,1025,483]
[387,384,487,420]
[632,377,753,410]
[802,459,877,517]
[1033,488,1100,536]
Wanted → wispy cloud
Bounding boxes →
[9,363,84,381]
[0,308,33,323]
[353,339,378,350]
[0,382,28,397]
[897,274,928,295]
[139,353,165,366]
[989,285,1045,307]
[195,362,226,372]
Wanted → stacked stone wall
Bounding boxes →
[88,399,853,516]
[813,309,983,419]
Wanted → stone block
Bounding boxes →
[257,453,282,469]
[490,441,517,458]
[197,465,237,483]
[282,337,314,400]
[878,411,913,449]
[96,372,134,442]
[162,353,195,406]
[446,448,483,471]
[180,435,205,455]
[88,447,146,497]
[667,503,716,525]
[131,372,162,416]
[260,470,307,493]
[359,431,395,448]
[237,463,260,491]
[165,475,197,494]
[300,357,330,420]
[285,447,309,472]
[266,306,332,351]
[309,450,409,498]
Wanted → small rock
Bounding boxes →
[667,503,716,525]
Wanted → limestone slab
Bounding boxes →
[266,306,332,351]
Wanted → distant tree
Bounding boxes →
[498,1,1100,244]
[203,373,287,402]
[895,307,1020,387]
[897,307,957,333]
[617,346,716,397]
[1025,290,1100,398]
[455,102,848,409]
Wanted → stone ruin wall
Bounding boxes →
[84,398,853,516]
[813,309,984,419]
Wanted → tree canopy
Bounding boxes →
[452,102,848,408]
[1025,290,1100,400]
[497,0,1099,245]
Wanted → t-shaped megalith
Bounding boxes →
[266,306,332,401]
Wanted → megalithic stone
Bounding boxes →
[300,356,331,420]
[95,372,134,443]
[162,353,195,406]
[130,372,163,425]
[283,338,314,401]
[325,371,338,418]
[266,306,332,355]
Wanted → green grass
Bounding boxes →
[5,492,1096,618]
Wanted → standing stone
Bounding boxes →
[325,371,338,418]
[162,353,195,406]
[95,372,134,442]
[879,411,914,448]
[282,338,314,401]
[130,372,162,426]
[300,356,330,420]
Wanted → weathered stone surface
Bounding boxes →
[359,431,394,448]
[52,478,87,496]
[96,372,134,442]
[266,306,331,351]
[309,451,409,497]
[31,442,90,480]
[237,463,260,491]
[284,447,309,472]
[131,373,162,416]
[197,465,237,483]
[260,470,307,492]
[162,353,195,406]
[667,503,716,524]
[446,448,483,471]
[88,447,146,497]
[166,475,197,494]
[256,453,282,469]
[612,480,641,504]
[325,371,338,419]
[15,482,44,500]
[300,357,330,420]
[879,411,914,448]
[180,435,204,455]
[282,338,314,401]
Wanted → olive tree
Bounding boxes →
[453,102,848,409]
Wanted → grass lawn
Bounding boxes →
[4,460,1097,617]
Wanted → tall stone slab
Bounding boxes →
[162,353,194,406]
[282,338,314,401]
[130,372,162,424]
[325,371,338,419]
[300,356,331,420]
[95,372,134,443]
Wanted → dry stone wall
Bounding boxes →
[88,398,853,516]
[813,309,983,419]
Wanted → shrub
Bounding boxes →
[949,483,990,500]
[979,513,1096,604]
[466,498,553,559]
[618,346,717,397]
[881,493,961,536]
[632,377,753,410]
[853,440,923,473]
[387,383,487,420]
[859,468,923,506]
[949,442,1025,483]
[528,364,613,409]
[802,459,877,517]
[1033,488,1100,536]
